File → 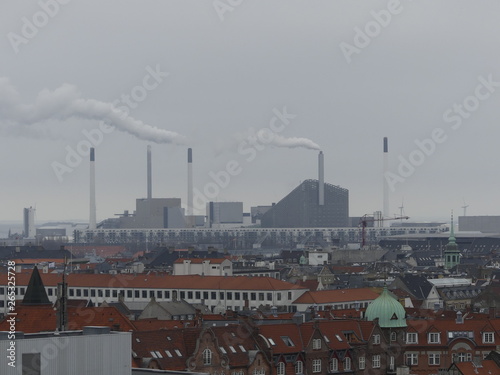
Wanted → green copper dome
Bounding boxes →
[365,287,407,328]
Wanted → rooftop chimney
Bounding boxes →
[89,148,96,230]
[318,151,324,206]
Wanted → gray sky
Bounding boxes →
[1,0,500,223]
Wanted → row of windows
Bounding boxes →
[2,287,293,303]
[406,352,475,366]
[406,332,495,344]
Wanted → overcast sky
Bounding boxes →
[1,0,500,223]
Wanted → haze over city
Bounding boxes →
[1,1,500,223]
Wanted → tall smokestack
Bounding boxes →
[187,148,193,225]
[318,151,324,206]
[147,145,152,200]
[89,148,96,230]
[383,137,389,224]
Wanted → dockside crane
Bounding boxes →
[359,214,409,248]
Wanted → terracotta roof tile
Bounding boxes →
[293,288,379,304]
[3,272,305,291]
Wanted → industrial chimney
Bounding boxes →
[89,148,96,230]
[147,145,152,200]
[187,148,194,226]
[318,151,324,206]
[383,137,389,224]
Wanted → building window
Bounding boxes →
[196,291,201,299]
[203,349,212,365]
[330,358,338,372]
[372,355,381,368]
[22,353,41,375]
[406,332,418,344]
[235,292,241,300]
[157,291,163,299]
[429,354,440,366]
[456,352,472,362]
[483,332,494,344]
[312,338,321,350]
[277,362,285,375]
[188,291,193,299]
[267,292,272,301]
[259,293,264,301]
[211,292,217,300]
[142,290,147,298]
[251,293,256,301]
[277,292,281,301]
[391,332,397,342]
[389,356,395,371]
[181,291,186,299]
[359,357,365,370]
[373,334,380,344]
[69,289,74,297]
[405,353,418,366]
[227,292,232,300]
[312,359,321,373]
[343,357,351,371]
[428,332,440,344]
[295,361,303,374]
[288,292,292,300]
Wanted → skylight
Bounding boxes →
[281,336,295,347]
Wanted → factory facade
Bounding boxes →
[260,179,349,228]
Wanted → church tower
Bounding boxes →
[444,212,461,270]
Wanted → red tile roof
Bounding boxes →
[2,272,305,291]
[406,318,499,348]
[293,288,379,304]
[134,319,198,331]
[0,305,136,333]
[453,360,500,374]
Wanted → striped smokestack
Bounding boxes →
[383,137,389,225]
[89,148,96,230]
[318,151,324,205]
[187,148,194,226]
[147,145,152,200]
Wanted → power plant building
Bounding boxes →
[260,179,349,228]
[206,202,244,228]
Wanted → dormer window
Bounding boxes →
[428,332,440,344]
[483,332,494,344]
[406,332,418,344]
[312,338,321,350]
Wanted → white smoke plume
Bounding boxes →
[270,134,320,150]
[0,78,186,144]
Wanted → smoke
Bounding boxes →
[270,134,320,150]
[0,78,186,144]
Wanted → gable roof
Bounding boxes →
[396,274,434,299]
[22,266,51,305]
[5,271,306,291]
[293,288,379,305]
[0,305,136,332]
